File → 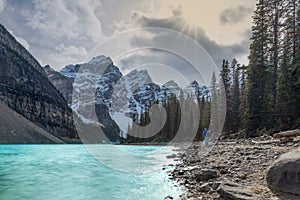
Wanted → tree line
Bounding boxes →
[244,0,300,136]
[125,91,211,143]
[211,0,300,137]
[124,0,300,143]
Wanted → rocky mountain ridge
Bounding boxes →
[0,24,77,143]
[44,55,210,141]
[0,24,45,76]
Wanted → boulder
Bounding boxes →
[217,182,254,200]
[266,147,300,199]
[195,169,219,182]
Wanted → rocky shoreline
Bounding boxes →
[168,135,300,200]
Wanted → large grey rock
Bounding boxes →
[217,182,254,200]
[266,147,300,199]
[195,169,219,182]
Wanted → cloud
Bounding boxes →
[55,43,87,57]
[43,44,88,68]
[97,0,153,35]
[116,49,206,87]
[0,0,5,13]
[2,0,107,69]
[219,5,252,25]
[26,0,104,43]
[132,9,250,66]
[0,0,252,71]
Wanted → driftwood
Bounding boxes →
[251,139,280,145]
[273,129,300,139]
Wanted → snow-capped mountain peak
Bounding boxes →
[184,80,210,98]
[162,80,179,88]
[88,55,113,65]
[60,64,81,79]
[44,54,211,140]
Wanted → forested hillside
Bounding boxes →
[209,0,300,137]
[128,0,300,142]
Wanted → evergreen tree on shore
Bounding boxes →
[125,0,300,143]
[245,0,270,136]
[231,59,240,133]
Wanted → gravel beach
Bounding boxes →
[168,136,300,200]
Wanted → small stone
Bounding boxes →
[286,142,294,147]
[164,195,173,200]
[178,170,184,175]
[167,154,176,159]
[237,174,247,180]
[246,156,255,161]
[236,159,242,164]
[199,182,211,193]
[212,181,222,190]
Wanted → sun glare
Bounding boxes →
[180,7,202,27]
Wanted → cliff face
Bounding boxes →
[0,24,77,139]
[0,101,65,144]
[0,24,45,76]
[43,65,73,104]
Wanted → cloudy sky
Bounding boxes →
[0,0,255,86]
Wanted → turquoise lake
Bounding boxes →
[0,145,181,200]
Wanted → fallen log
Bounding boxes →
[273,129,300,139]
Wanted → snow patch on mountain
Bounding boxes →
[53,55,211,139]
[60,64,81,79]
[110,69,154,133]
[184,80,210,99]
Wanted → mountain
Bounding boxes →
[44,55,210,140]
[43,65,73,104]
[0,24,77,143]
[184,80,210,99]
[59,55,122,142]
[111,80,159,134]
[0,101,64,144]
[94,56,123,108]
[159,80,181,101]
[60,63,82,79]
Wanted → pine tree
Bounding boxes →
[231,59,240,133]
[290,3,300,127]
[245,0,270,136]
[220,59,232,134]
[277,33,294,129]
[239,64,247,132]
[210,71,219,134]
[276,0,300,130]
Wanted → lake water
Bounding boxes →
[0,145,182,200]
